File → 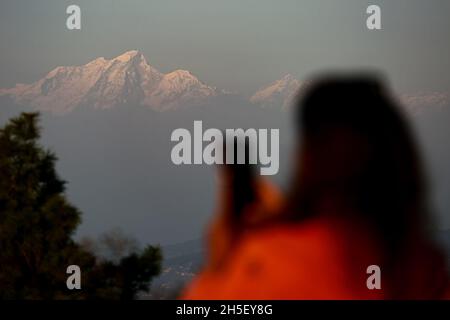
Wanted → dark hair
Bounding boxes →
[286,75,429,254]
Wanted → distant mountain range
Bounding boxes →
[1,50,448,113]
[250,74,304,109]
[249,75,449,113]
[0,50,218,113]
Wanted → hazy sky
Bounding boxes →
[1,0,450,95]
[1,1,450,243]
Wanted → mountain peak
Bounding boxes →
[168,69,194,78]
[147,69,217,111]
[250,74,302,109]
[0,51,219,113]
[114,50,143,62]
[281,73,295,81]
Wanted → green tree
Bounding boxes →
[0,112,161,299]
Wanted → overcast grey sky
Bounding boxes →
[1,0,450,95]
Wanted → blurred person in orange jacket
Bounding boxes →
[182,75,450,300]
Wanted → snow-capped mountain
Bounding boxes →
[146,69,219,111]
[250,74,449,114]
[250,74,303,109]
[0,50,218,113]
[3,54,448,115]
[400,91,449,115]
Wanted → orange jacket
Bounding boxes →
[183,215,450,300]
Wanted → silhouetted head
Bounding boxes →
[287,74,429,250]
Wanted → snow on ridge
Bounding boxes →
[400,91,449,114]
[2,53,448,115]
[0,50,218,113]
[250,74,303,109]
[250,75,449,114]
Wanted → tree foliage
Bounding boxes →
[0,112,161,299]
